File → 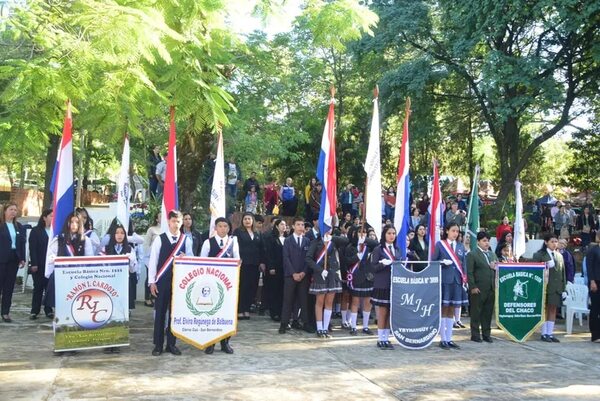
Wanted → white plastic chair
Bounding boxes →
[564,283,590,334]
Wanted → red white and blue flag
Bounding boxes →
[161,106,179,231]
[116,133,130,230]
[394,99,411,258]
[316,93,337,235]
[428,159,443,260]
[50,100,74,237]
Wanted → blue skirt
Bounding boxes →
[442,283,469,306]
[370,288,390,306]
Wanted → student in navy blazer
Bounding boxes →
[279,217,313,334]
[0,202,27,322]
[28,209,54,319]
[431,222,468,350]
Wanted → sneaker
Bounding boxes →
[349,328,358,336]
[362,327,373,335]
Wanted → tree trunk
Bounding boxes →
[177,121,214,213]
[43,135,60,209]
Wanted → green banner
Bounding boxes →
[496,263,546,342]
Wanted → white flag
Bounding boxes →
[116,134,130,230]
[209,131,226,236]
[364,94,382,238]
[513,180,526,261]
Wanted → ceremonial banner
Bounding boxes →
[496,263,546,342]
[54,256,130,351]
[171,257,240,349]
[390,261,441,349]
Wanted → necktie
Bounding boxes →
[220,239,224,247]
[297,237,301,247]
[389,245,394,256]
[172,236,177,242]
[116,244,122,254]
[451,242,455,252]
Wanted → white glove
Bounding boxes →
[381,259,393,266]
[323,233,332,242]
[357,234,366,245]
[441,259,453,266]
[561,291,568,301]
[546,259,555,269]
[321,270,328,280]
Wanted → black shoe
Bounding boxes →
[439,341,450,350]
[377,341,385,349]
[2,316,12,323]
[541,335,552,342]
[482,336,493,343]
[349,328,358,336]
[303,324,316,334]
[456,321,466,328]
[341,321,351,330]
[30,314,38,320]
[46,313,54,319]
[362,327,373,335]
[144,301,154,307]
[447,341,460,349]
[220,339,234,354]
[323,330,331,339]
[152,347,162,356]
[471,336,482,343]
[278,326,287,334]
[549,335,560,343]
[317,330,325,338]
[291,320,302,330]
[204,345,215,354]
[165,345,181,355]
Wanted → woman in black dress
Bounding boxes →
[234,212,266,320]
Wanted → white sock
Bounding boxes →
[362,310,371,329]
[454,307,461,322]
[384,329,390,342]
[441,319,448,341]
[541,322,547,335]
[377,329,384,341]
[548,321,555,336]
[350,312,358,329]
[335,303,341,313]
[323,309,332,332]
[447,318,454,342]
[317,321,324,331]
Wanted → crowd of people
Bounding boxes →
[1,172,599,356]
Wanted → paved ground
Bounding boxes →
[1,289,599,401]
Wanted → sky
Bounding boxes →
[226,0,302,37]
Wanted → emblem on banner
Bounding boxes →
[186,281,225,316]
[72,289,113,329]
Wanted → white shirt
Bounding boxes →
[200,234,240,259]
[155,160,167,181]
[45,236,94,278]
[293,233,303,246]
[147,232,194,284]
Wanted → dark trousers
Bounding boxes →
[265,272,283,319]
[30,270,51,316]
[281,198,298,216]
[149,176,159,198]
[144,266,152,301]
[44,273,55,309]
[0,251,19,316]
[590,290,600,342]
[153,275,176,348]
[238,264,259,314]
[470,290,495,338]
[129,272,137,309]
[281,276,309,325]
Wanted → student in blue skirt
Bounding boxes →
[431,222,468,350]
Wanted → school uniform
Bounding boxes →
[280,233,311,331]
[102,243,138,309]
[44,235,94,309]
[306,236,349,295]
[0,221,26,317]
[343,239,378,297]
[200,234,239,354]
[370,243,402,306]
[532,249,566,307]
[467,247,498,340]
[408,237,428,272]
[233,228,265,315]
[28,224,52,317]
[431,240,469,306]
[147,232,193,353]
[84,229,101,255]
[264,233,285,320]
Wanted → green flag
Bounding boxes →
[466,165,480,250]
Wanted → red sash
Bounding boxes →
[315,241,332,265]
[155,235,186,282]
[216,236,233,258]
[347,244,366,289]
[440,240,467,283]
[382,244,395,261]
[65,243,75,256]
